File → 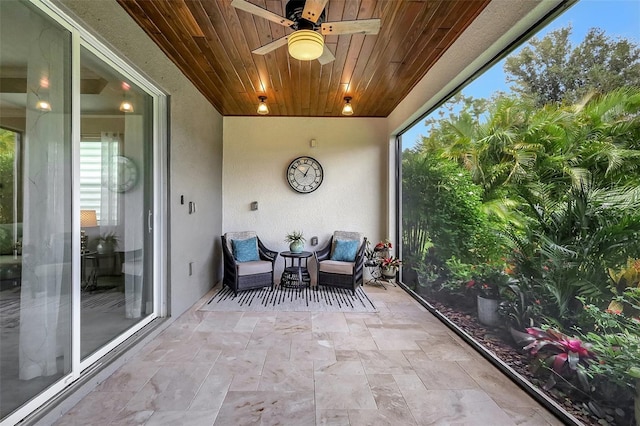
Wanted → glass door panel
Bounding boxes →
[0,0,72,418]
[79,47,153,359]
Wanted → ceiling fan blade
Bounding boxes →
[321,19,381,35]
[231,0,294,27]
[252,36,289,55]
[302,0,329,23]
[317,45,335,65]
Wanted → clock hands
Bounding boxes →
[297,165,310,178]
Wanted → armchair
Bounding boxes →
[221,231,278,295]
[314,231,367,294]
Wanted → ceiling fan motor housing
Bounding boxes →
[286,0,325,30]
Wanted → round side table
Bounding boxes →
[280,251,312,289]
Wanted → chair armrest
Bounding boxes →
[221,235,237,266]
[314,237,333,262]
[355,237,368,272]
[257,238,278,263]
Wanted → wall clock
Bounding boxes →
[286,156,323,193]
[108,155,138,193]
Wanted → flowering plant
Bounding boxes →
[511,326,595,391]
[374,239,392,251]
[466,280,500,298]
[466,263,509,299]
[381,256,402,269]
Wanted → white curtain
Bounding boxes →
[19,19,69,380]
[99,132,121,227]
[122,115,145,318]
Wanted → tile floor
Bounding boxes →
[53,284,564,425]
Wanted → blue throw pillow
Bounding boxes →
[330,239,359,262]
[231,237,260,262]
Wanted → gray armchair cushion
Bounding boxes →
[318,259,355,275]
[237,260,273,276]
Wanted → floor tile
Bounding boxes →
[189,373,233,411]
[315,374,377,410]
[54,391,137,425]
[54,284,563,426]
[145,410,218,426]
[95,361,160,393]
[124,363,211,412]
[258,358,314,392]
[214,391,315,425]
[316,409,350,426]
[359,350,413,375]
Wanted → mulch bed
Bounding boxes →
[426,297,623,426]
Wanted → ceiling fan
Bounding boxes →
[231,0,381,65]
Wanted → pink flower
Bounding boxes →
[562,338,591,357]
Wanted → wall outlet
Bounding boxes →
[311,236,318,246]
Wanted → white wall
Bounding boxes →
[57,0,224,317]
[223,117,388,281]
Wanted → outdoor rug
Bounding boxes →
[201,285,377,313]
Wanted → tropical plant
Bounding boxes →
[607,258,640,315]
[498,282,544,331]
[577,291,640,424]
[513,327,595,391]
[401,151,501,266]
[380,256,402,270]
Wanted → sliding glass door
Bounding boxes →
[0,0,162,422]
[0,0,73,418]
[79,46,153,359]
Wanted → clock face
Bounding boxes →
[286,156,323,193]
[107,155,138,193]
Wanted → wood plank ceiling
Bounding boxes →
[116,0,491,117]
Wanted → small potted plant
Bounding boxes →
[96,232,119,254]
[374,239,392,258]
[467,264,509,326]
[284,230,305,253]
[380,256,402,279]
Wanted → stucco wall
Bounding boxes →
[223,116,388,281]
[57,0,224,317]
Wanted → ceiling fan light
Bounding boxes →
[257,96,269,115]
[288,30,324,61]
[342,97,353,116]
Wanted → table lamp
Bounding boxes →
[80,209,97,253]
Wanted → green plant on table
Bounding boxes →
[284,230,305,243]
[96,232,119,248]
